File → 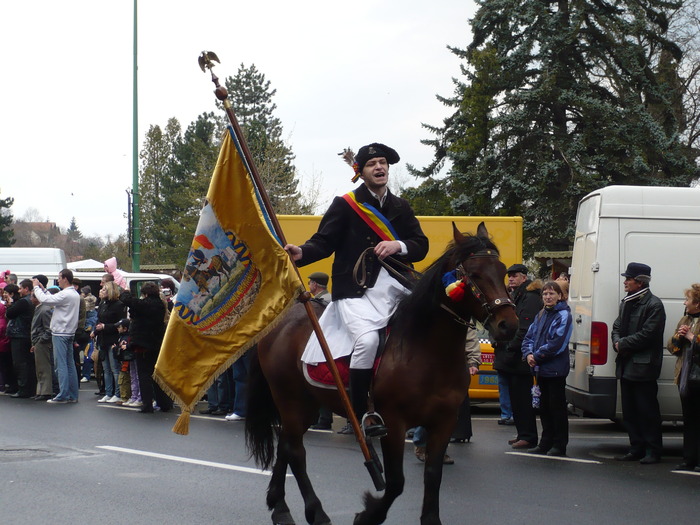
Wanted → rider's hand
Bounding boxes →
[284,244,302,261]
[374,240,401,260]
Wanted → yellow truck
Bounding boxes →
[278,215,523,401]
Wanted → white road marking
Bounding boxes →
[506,452,602,464]
[96,445,288,476]
[671,469,700,477]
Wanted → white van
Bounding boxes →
[2,248,177,295]
[566,185,700,421]
[0,247,67,275]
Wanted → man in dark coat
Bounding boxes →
[612,262,666,464]
[285,143,428,437]
[493,264,542,449]
[308,272,331,306]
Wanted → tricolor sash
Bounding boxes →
[342,191,400,241]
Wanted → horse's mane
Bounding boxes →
[392,233,499,337]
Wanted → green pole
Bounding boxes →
[131,0,141,271]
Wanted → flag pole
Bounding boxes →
[198,52,384,490]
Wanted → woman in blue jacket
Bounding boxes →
[522,281,573,457]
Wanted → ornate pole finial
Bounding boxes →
[198,50,220,72]
[198,51,228,104]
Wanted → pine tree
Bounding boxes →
[139,118,184,262]
[412,0,699,254]
[67,217,82,241]
[0,192,15,247]
[160,112,221,265]
[224,64,310,214]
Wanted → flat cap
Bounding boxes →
[506,264,529,275]
[308,272,329,287]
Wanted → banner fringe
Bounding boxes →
[153,286,304,436]
[172,408,191,435]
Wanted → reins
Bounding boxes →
[353,247,419,291]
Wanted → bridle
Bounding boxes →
[442,250,515,329]
[352,246,515,328]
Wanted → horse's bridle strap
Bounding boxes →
[455,257,515,326]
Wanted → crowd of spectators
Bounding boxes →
[0,265,181,413]
[3,261,699,472]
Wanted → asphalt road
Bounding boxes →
[2,388,699,525]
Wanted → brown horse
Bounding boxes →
[245,223,518,525]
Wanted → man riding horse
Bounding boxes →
[284,142,428,438]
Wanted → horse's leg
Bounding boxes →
[267,443,295,525]
[419,426,453,525]
[354,424,406,525]
[280,426,332,525]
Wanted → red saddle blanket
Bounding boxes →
[304,357,380,389]
[305,356,351,387]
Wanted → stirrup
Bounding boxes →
[361,412,388,438]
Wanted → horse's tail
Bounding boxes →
[244,345,280,471]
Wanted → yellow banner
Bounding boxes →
[154,127,303,434]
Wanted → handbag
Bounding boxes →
[679,343,700,397]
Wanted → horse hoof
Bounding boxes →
[271,512,295,525]
[353,511,379,525]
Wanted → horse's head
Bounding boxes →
[444,222,518,342]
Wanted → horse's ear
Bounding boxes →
[452,222,466,244]
[476,221,489,239]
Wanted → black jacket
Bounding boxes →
[494,280,543,375]
[96,299,126,353]
[612,289,666,381]
[119,292,165,352]
[6,295,34,339]
[298,184,428,301]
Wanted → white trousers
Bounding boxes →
[301,267,409,369]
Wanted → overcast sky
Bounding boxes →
[1,0,477,240]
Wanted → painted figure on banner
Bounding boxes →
[175,203,261,336]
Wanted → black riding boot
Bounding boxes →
[349,368,387,438]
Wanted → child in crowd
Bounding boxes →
[81,286,98,382]
[115,319,142,408]
[113,319,131,404]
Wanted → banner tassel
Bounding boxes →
[172,408,191,435]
